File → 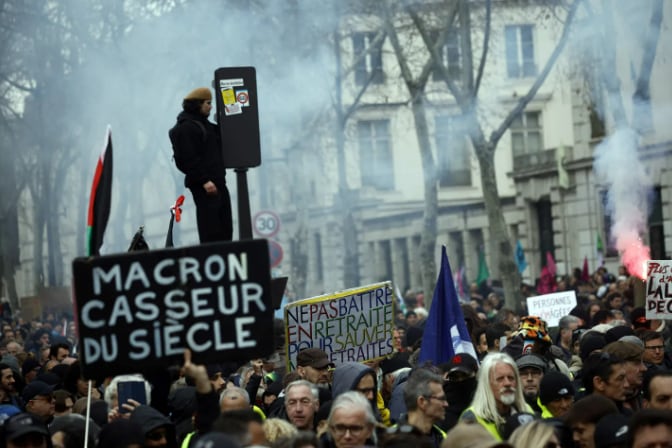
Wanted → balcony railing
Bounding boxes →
[513,146,573,173]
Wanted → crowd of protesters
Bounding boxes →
[0,263,671,448]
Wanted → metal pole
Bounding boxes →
[236,168,253,240]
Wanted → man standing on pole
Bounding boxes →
[169,86,233,242]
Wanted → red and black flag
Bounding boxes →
[86,127,113,256]
[165,195,185,248]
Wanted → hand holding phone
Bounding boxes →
[117,381,147,414]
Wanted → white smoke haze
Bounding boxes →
[20,0,339,251]
[569,1,665,277]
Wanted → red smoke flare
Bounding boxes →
[617,232,650,279]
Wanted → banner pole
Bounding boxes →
[84,380,93,448]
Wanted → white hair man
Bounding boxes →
[327,390,377,448]
[285,379,319,431]
[460,352,532,441]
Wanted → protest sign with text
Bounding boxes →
[284,282,395,371]
[646,260,672,319]
[526,290,577,327]
[72,240,274,378]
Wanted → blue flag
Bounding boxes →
[419,246,478,365]
[515,240,528,273]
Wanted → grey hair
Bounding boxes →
[219,386,250,405]
[559,315,580,330]
[284,379,319,401]
[328,390,377,444]
[403,368,444,411]
[469,352,527,426]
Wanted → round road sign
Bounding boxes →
[268,240,284,268]
[253,211,280,238]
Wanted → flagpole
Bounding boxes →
[83,126,112,448]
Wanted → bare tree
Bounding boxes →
[378,0,581,309]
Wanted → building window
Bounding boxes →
[435,115,471,187]
[352,32,384,85]
[649,186,666,260]
[599,191,620,258]
[511,111,543,156]
[505,25,536,78]
[431,30,462,82]
[358,120,394,190]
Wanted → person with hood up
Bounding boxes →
[130,405,177,448]
[330,361,387,425]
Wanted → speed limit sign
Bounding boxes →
[253,211,280,238]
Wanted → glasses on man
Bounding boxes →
[31,395,54,403]
[331,424,367,437]
[645,345,664,351]
[424,395,448,404]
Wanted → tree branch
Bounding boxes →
[407,2,467,107]
[632,0,663,132]
[383,6,417,94]
[343,67,379,122]
[489,0,582,147]
[474,0,491,96]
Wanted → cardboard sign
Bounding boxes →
[645,260,672,319]
[72,240,273,378]
[526,290,577,327]
[284,282,395,371]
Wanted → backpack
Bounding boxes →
[168,119,207,174]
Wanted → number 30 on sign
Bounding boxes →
[253,211,280,238]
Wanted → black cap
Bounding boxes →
[594,413,629,448]
[3,413,49,441]
[605,325,634,343]
[448,353,478,375]
[21,380,54,402]
[380,357,411,375]
[539,371,575,405]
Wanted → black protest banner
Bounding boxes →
[72,240,273,378]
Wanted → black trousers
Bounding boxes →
[189,183,233,243]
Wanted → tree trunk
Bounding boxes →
[410,95,439,308]
[472,129,522,311]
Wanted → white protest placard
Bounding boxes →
[645,260,672,319]
[284,282,395,371]
[526,290,577,327]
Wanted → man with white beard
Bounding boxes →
[460,352,533,441]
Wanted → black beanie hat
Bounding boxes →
[539,371,575,405]
[605,325,633,343]
[580,332,607,361]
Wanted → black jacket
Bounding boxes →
[169,111,226,188]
